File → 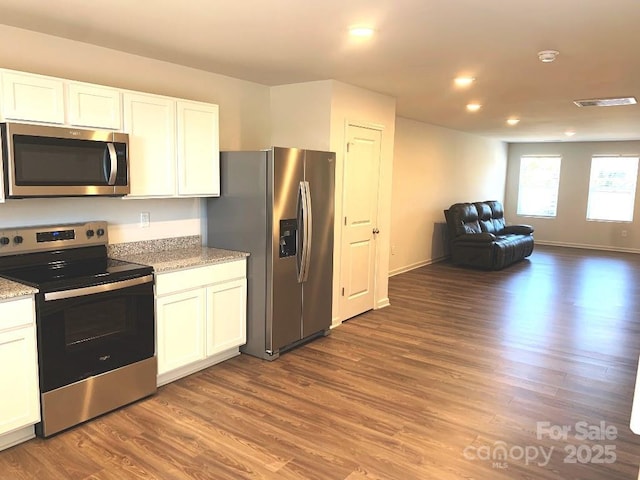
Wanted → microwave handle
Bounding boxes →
[106,143,118,185]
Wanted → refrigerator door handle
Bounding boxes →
[296,181,306,283]
[297,181,312,283]
[302,180,313,282]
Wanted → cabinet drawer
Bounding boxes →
[156,260,246,296]
[0,297,35,331]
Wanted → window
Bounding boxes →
[517,156,561,217]
[586,155,639,222]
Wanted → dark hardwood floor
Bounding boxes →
[2,245,640,479]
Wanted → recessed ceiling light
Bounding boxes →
[466,103,482,112]
[506,118,520,126]
[573,97,637,107]
[564,130,576,137]
[454,76,475,87]
[538,50,559,63]
[349,26,375,37]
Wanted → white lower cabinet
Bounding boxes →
[156,289,206,375]
[155,259,247,386]
[0,297,40,451]
[206,278,247,356]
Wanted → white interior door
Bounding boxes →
[340,124,382,321]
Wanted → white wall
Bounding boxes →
[390,117,508,275]
[330,81,396,313]
[270,81,332,150]
[269,80,396,323]
[0,24,270,243]
[505,141,640,252]
[0,198,200,244]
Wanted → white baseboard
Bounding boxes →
[536,240,640,254]
[0,425,35,452]
[376,297,391,309]
[157,348,240,387]
[389,256,448,277]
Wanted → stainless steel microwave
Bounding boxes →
[0,122,130,198]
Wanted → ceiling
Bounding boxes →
[1,0,639,143]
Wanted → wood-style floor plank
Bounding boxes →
[2,245,640,479]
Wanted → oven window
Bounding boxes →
[65,297,134,347]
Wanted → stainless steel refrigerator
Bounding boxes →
[207,147,335,360]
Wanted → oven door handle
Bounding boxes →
[44,274,153,302]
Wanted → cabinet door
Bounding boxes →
[206,278,247,356]
[67,82,122,130]
[176,100,220,196]
[156,289,206,375]
[0,326,40,435]
[1,71,65,124]
[123,92,177,197]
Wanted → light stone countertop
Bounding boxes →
[0,236,247,299]
[110,246,249,274]
[0,277,38,301]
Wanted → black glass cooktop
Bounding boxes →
[0,245,152,292]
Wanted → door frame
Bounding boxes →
[336,119,385,324]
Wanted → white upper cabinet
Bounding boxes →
[123,92,177,197]
[0,68,220,199]
[1,71,65,124]
[125,95,220,198]
[66,82,122,130]
[177,100,220,196]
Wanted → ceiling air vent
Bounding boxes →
[573,97,637,107]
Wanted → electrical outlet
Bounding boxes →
[140,212,150,228]
[391,245,396,255]
[622,230,628,238]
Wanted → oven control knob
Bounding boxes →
[0,237,9,246]
[13,235,23,244]
[96,228,105,237]
[86,229,95,238]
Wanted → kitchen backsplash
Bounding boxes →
[107,235,201,257]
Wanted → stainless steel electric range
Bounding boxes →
[0,221,157,437]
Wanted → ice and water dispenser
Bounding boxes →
[279,219,297,258]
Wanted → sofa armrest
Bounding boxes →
[453,232,496,243]
[501,225,534,235]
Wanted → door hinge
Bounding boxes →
[341,287,345,296]
[346,142,350,153]
[344,216,347,226]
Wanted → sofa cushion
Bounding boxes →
[448,203,482,236]
[493,234,535,269]
[475,201,506,234]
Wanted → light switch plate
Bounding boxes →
[140,212,150,228]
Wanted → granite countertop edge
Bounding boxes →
[0,278,38,301]
[0,236,248,300]
[111,246,249,274]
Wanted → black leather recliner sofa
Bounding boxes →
[444,200,534,270]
